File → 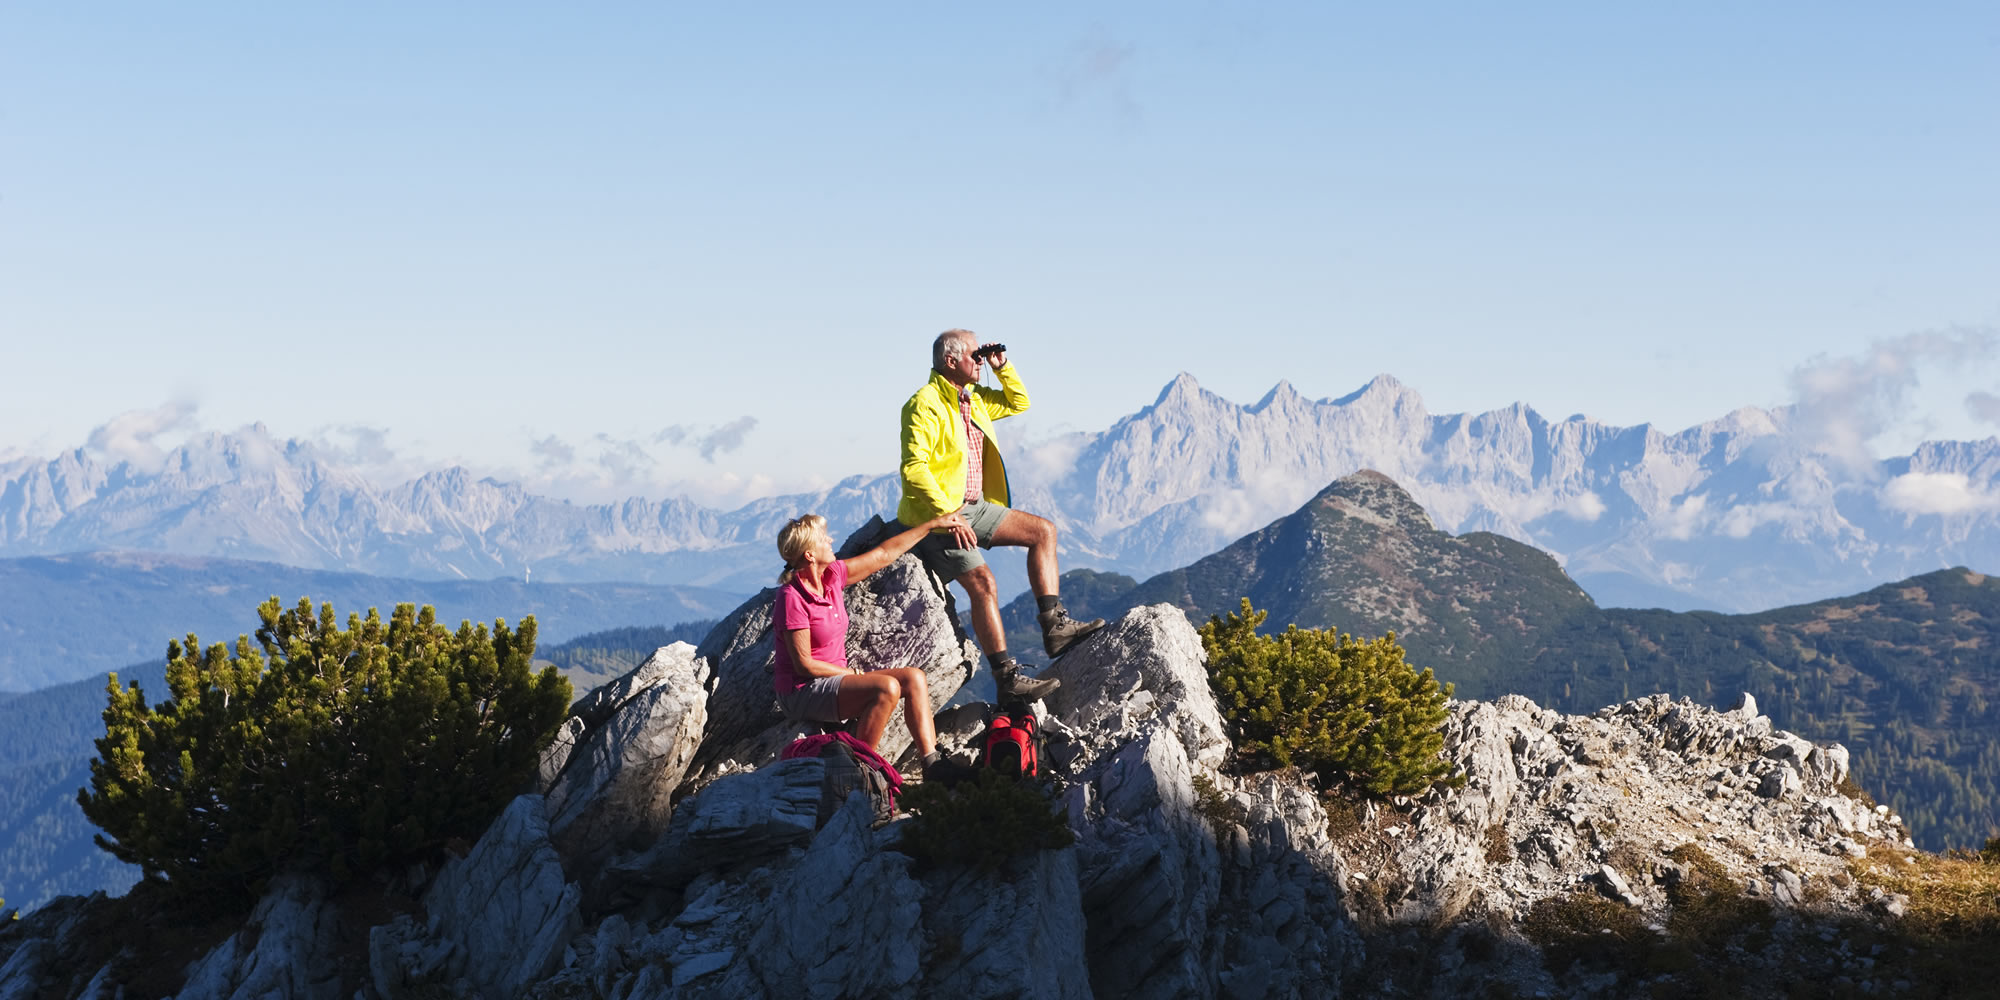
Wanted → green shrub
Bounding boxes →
[898,771,1075,872]
[1199,599,1462,797]
[79,597,571,906]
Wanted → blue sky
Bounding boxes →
[4,3,1997,505]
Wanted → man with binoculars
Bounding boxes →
[892,328,1103,700]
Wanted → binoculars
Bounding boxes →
[972,343,1008,361]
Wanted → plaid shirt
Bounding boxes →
[960,387,984,504]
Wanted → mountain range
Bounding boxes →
[8,374,2000,612]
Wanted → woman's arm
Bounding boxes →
[783,628,860,679]
[841,512,967,584]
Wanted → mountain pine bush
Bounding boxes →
[1200,598,1461,796]
[899,771,1075,872]
[79,597,571,906]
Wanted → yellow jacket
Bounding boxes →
[897,364,1030,525]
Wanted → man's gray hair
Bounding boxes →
[932,329,977,371]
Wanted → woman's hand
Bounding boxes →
[936,512,976,551]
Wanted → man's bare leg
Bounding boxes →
[988,509,1059,598]
[988,508,1105,659]
[955,562,1060,700]
[957,564,1007,654]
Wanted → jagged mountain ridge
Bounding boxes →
[8,374,2000,610]
[1019,373,2000,613]
[0,430,898,594]
[1008,470,2000,850]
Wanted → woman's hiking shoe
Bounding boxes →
[1038,607,1105,658]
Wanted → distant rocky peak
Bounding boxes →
[1248,378,1305,413]
[1147,371,1233,415]
[1314,469,1437,532]
[1331,372,1422,410]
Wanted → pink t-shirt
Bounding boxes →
[772,559,851,696]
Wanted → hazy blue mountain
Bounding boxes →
[0,552,744,691]
[9,375,2000,612]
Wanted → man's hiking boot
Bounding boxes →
[995,667,1061,701]
[1039,607,1106,659]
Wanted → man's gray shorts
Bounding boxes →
[777,674,846,723]
[892,499,1009,583]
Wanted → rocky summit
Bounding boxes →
[0,524,1951,999]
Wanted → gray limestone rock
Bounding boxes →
[1067,725,1221,999]
[0,940,52,1000]
[737,792,928,999]
[544,643,711,869]
[175,874,345,1000]
[598,758,824,903]
[1044,603,1231,771]
[421,794,582,1000]
[535,715,588,793]
[919,847,1092,999]
[1758,766,1803,800]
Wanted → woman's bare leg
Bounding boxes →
[879,667,935,757]
[835,672,902,748]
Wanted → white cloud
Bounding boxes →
[1967,391,2000,428]
[85,400,200,473]
[1714,502,1797,539]
[528,434,575,468]
[1659,494,1709,540]
[1049,26,1141,123]
[652,416,760,463]
[1880,472,2000,516]
[1788,328,1997,474]
[1563,491,1606,522]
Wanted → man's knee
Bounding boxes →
[958,565,997,599]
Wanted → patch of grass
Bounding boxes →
[1604,840,1649,881]
[1835,773,1878,810]
[1322,790,1363,842]
[1483,824,1512,864]
[1853,842,2000,940]
[1663,843,1772,949]
[1521,891,1659,975]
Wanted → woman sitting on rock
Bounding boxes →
[775,513,976,784]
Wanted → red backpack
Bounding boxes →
[976,708,1041,779]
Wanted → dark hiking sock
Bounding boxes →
[1036,595,1062,614]
[921,751,941,768]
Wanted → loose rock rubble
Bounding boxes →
[0,526,1934,999]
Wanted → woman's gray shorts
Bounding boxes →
[777,674,846,722]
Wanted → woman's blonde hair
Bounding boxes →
[776,513,830,586]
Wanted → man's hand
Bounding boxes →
[980,343,1008,370]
